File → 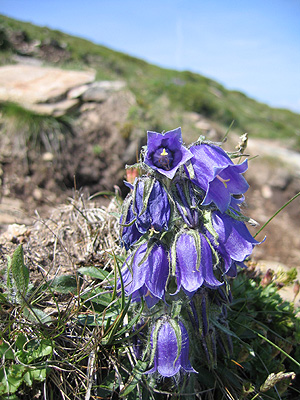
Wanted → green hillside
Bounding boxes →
[1,13,299,147]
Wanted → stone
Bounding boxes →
[42,152,54,162]
[27,98,79,116]
[0,223,29,243]
[0,64,95,105]
[269,170,292,190]
[261,184,273,199]
[67,84,89,99]
[82,80,126,102]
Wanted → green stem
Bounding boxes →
[254,191,300,238]
[256,332,300,368]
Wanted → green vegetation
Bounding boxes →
[1,233,299,399]
[0,14,299,148]
[0,101,73,153]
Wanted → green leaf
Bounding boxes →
[23,306,52,324]
[0,342,14,360]
[24,339,53,362]
[23,366,48,387]
[78,266,110,280]
[15,334,27,351]
[47,274,79,294]
[120,360,148,397]
[9,245,29,303]
[0,364,26,395]
[81,289,115,307]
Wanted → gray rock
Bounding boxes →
[82,80,126,102]
[27,98,79,117]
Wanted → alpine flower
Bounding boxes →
[146,319,197,377]
[210,211,259,273]
[134,178,170,233]
[144,127,193,179]
[120,178,170,250]
[175,232,222,295]
[120,242,169,308]
[185,143,249,213]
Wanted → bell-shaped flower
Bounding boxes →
[120,203,143,250]
[120,178,170,249]
[144,127,194,179]
[185,144,249,213]
[120,242,169,308]
[146,319,197,377]
[134,178,170,233]
[210,211,259,273]
[175,232,222,295]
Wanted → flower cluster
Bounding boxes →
[119,127,259,379]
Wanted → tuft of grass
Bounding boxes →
[0,101,73,154]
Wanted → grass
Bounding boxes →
[0,101,73,154]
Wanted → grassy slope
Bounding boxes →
[1,13,300,147]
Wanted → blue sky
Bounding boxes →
[1,0,300,113]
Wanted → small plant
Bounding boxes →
[114,127,299,399]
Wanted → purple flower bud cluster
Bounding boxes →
[118,127,260,379]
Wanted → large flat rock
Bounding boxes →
[0,64,95,105]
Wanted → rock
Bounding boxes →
[195,120,211,131]
[0,197,32,226]
[0,223,29,243]
[67,84,89,99]
[42,152,54,162]
[82,80,126,102]
[33,188,43,201]
[261,184,273,199]
[269,170,292,190]
[0,64,95,105]
[27,98,79,117]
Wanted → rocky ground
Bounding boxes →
[0,61,300,307]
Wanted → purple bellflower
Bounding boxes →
[120,178,170,250]
[120,203,143,250]
[210,211,259,274]
[121,242,169,308]
[146,319,197,377]
[144,127,193,179]
[134,178,170,233]
[175,232,222,295]
[185,144,249,213]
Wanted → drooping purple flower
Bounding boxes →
[120,203,143,250]
[210,211,259,273]
[185,144,249,213]
[144,127,194,179]
[120,178,170,250]
[134,178,170,233]
[146,319,197,377]
[120,242,169,308]
[175,232,222,295]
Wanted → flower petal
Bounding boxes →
[201,235,222,287]
[144,128,193,179]
[176,233,204,293]
[156,322,182,377]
